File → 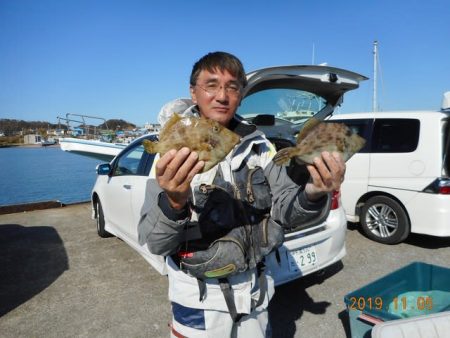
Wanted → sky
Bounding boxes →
[1,0,449,126]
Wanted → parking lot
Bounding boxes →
[1,202,449,338]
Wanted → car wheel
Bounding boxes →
[360,196,410,244]
[96,200,112,238]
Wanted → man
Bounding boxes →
[138,51,345,337]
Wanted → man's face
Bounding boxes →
[190,68,242,127]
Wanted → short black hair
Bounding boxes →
[190,51,247,88]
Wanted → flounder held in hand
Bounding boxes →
[143,113,240,172]
[273,118,366,166]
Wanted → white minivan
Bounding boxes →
[329,109,450,244]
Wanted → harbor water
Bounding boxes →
[0,146,104,206]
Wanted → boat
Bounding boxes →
[59,137,127,162]
[41,139,57,147]
[56,113,139,162]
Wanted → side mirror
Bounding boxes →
[96,163,112,175]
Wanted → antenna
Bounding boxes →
[373,40,378,112]
[312,43,315,65]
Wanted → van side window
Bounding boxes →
[372,119,420,153]
[444,120,450,176]
[327,118,372,153]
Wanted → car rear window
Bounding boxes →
[372,119,420,153]
[238,88,326,124]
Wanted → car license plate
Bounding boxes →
[287,246,318,272]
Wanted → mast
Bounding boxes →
[372,40,378,112]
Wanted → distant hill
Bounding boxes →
[0,119,64,136]
[98,119,136,131]
[0,118,136,136]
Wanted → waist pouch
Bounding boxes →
[179,166,284,280]
[179,217,284,279]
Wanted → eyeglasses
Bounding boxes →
[196,82,242,97]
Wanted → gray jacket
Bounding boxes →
[138,117,329,256]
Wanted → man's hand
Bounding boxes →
[305,151,345,201]
[155,147,204,209]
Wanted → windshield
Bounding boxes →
[238,88,327,124]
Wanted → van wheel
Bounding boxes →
[96,200,112,238]
[360,196,410,244]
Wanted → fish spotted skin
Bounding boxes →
[143,113,240,173]
[273,119,366,166]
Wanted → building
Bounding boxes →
[24,134,42,144]
[144,123,161,133]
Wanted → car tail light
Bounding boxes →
[331,190,341,210]
[423,178,450,194]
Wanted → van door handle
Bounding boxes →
[123,184,132,190]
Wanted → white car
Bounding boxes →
[329,109,450,244]
[91,65,367,285]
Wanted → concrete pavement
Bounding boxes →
[1,203,449,337]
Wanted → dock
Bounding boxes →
[1,203,449,337]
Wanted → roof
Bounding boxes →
[329,110,450,120]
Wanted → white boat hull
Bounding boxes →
[59,138,126,162]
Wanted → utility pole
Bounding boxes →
[373,40,378,112]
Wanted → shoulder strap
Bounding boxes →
[189,164,219,223]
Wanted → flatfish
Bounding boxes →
[273,118,366,165]
[143,113,240,172]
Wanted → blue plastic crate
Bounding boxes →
[344,262,450,338]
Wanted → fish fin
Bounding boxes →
[143,139,158,154]
[296,117,321,143]
[354,134,366,151]
[159,113,182,140]
[164,113,182,131]
[273,147,296,166]
[343,134,366,162]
